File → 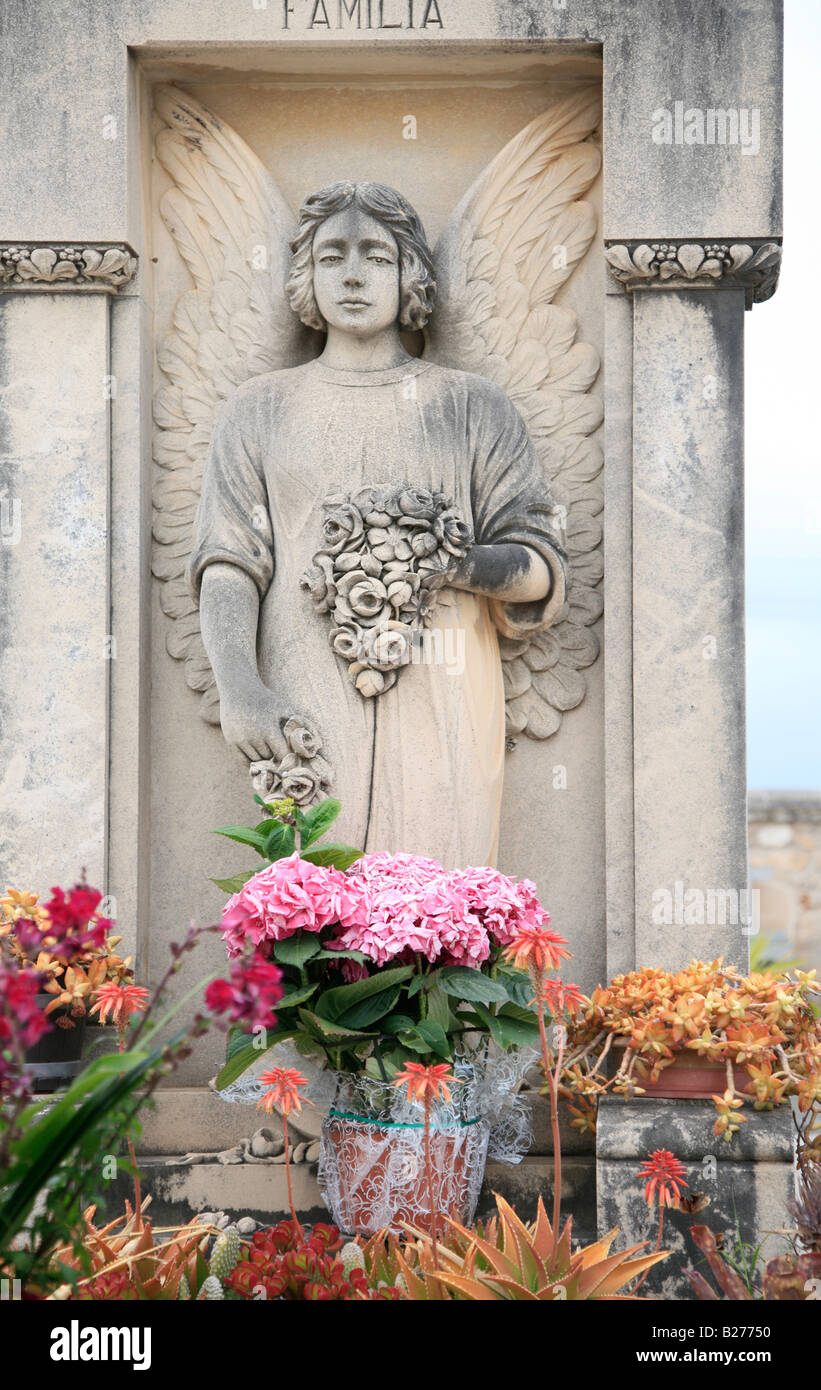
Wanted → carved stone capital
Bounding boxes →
[0,243,137,293]
[604,239,781,308]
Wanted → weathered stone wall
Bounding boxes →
[750,791,821,974]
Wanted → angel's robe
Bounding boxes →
[188,356,566,867]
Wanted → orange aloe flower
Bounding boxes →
[392,1061,459,1105]
[638,1149,689,1210]
[539,979,587,1017]
[502,924,572,975]
[257,1066,314,1116]
[89,982,150,1029]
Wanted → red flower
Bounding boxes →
[205,955,284,1030]
[540,979,587,1016]
[37,884,112,962]
[89,983,150,1030]
[638,1149,689,1209]
[0,960,52,1090]
[393,1061,459,1105]
[257,1066,313,1116]
[503,924,572,975]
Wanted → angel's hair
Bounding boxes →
[287,181,436,332]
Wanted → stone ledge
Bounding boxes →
[137,1087,319,1154]
[100,1154,596,1244]
[596,1096,795,1162]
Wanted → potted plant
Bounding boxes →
[210,795,554,1237]
[556,959,821,1146]
[0,885,135,1092]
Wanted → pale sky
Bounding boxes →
[745,0,821,789]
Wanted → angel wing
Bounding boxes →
[151,84,314,723]
[425,90,603,740]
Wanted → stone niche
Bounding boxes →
[0,2,784,1239]
[143,48,605,1086]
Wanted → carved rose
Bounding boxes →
[300,554,337,613]
[320,503,364,555]
[409,530,439,559]
[355,667,389,698]
[397,486,437,521]
[250,761,281,798]
[434,509,473,558]
[248,728,332,808]
[283,716,322,760]
[386,574,419,609]
[277,752,331,805]
[336,571,390,627]
[330,625,361,660]
[362,624,413,672]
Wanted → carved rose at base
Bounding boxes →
[301,485,473,699]
[249,716,333,807]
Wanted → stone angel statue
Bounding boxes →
[152,86,603,867]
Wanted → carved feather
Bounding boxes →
[151,85,312,723]
[426,89,603,740]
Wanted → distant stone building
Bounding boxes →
[749,792,821,974]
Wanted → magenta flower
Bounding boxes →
[205,955,284,1030]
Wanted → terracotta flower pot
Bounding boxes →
[609,1039,755,1100]
[319,1113,489,1239]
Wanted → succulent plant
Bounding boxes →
[209,1225,241,1281]
[686,1223,821,1300]
[197,1275,225,1301]
[362,1194,667,1300]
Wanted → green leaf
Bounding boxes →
[298,797,342,849]
[227,1025,253,1062]
[315,965,414,1023]
[495,1013,542,1048]
[272,935,321,968]
[297,1009,373,1045]
[211,825,267,852]
[414,1018,451,1058]
[312,948,367,964]
[381,1013,417,1035]
[262,822,295,860]
[214,1030,297,1091]
[498,967,535,1010]
[366,1054,398,1080]
[396,1029,431,1055]
[498,1001,541,1027]
[470,1000,505,1048]
[300,844,362,870]
[277,983,318,1010]
[211,871,255,895]
[407,973,429,998]
[337,986,401,1031]
[437,966,508,1005]
[425,985,455,1034]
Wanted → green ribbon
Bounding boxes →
[328,1109,482,1130]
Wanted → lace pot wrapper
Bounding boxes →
[318,1113,490,1239]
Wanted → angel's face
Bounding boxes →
[312,208,401,339]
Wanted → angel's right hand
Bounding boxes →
[219,682,289,763]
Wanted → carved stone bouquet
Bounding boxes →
[301,485,473,699]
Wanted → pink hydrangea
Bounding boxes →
[220,850,550,971]
[221,852,366,958]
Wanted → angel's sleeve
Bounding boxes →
[187,395,274,602]
[469,382,567,641]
